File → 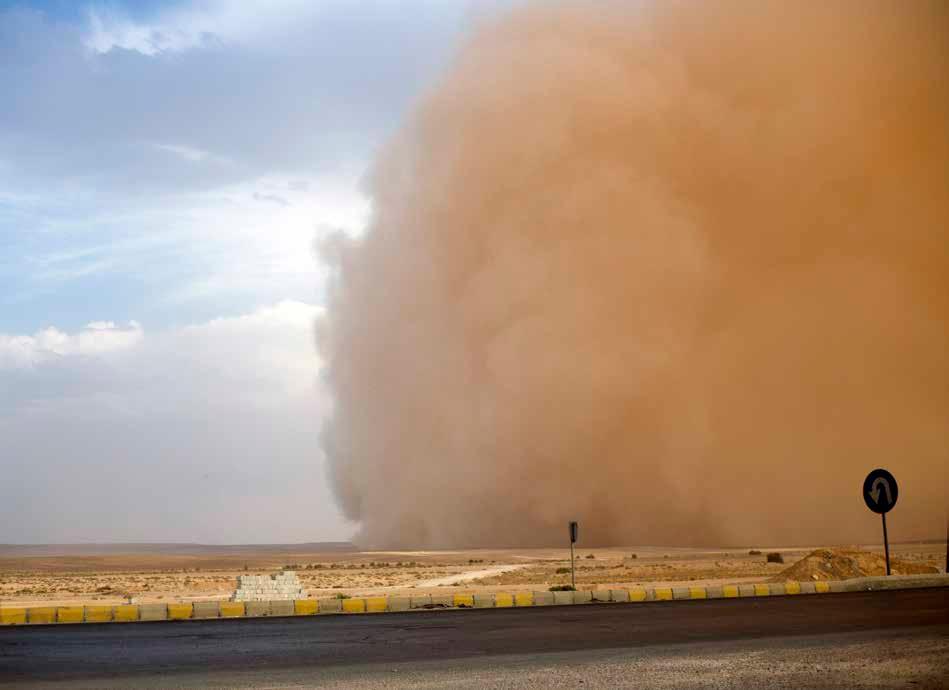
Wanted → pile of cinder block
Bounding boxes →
[231,571,305,602]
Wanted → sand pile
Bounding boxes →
[778,549,938,582]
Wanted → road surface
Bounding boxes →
[1,588,947,688]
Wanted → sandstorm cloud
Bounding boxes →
[320,1,948,548]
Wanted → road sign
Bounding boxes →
[567,521,578,589]
[863,468,898,514]
[863,468,898,575]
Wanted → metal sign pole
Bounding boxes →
[882,512,891,576]
[568,521,578,589]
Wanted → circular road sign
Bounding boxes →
[863,468,898,514]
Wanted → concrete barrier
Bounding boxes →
[388,597,411,612]
[532,591,554,606]
[319,598,342,614]
[365,597,388,613]
[113,605,139,622]
[192,602,220,619]
[410,595,432,609]
[552,591,573,605]
[29,607,56,624]
[270,600,294,617]
[453,594,474,608]
[0,608,27,625]
[139,604,167,622]
[844,574,949,592]
[245,601,270,617]
[220,602,245,618]
[629,587,648,602]
[473,594,495,608]
[167,603,193,620]
[342,598,366,614]
[57,607,84,624]
[294,599,319,615]
[84,605,113,623]
[10,574,946,626]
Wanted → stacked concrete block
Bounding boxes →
[231,571,306,602]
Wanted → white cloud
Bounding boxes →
[0,320,143,368]
[0,301,349,543]
[151,143,219,164]
[82,1,350,56]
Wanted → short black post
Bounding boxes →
[882,512,891,576]
[570,540,576,589]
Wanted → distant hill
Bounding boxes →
[0,542,357,557]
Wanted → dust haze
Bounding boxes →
[319,1,949,548]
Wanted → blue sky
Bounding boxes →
[0,0,493,542]
[0,0,169,22]
[1,0,475,335]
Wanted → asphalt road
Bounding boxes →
[1,588,947,688]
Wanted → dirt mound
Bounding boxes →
[778,548,938,582]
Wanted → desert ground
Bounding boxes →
[0,542,942,609]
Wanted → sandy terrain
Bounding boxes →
[0,542,943,608]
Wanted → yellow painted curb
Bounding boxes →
[218,602,244,618]
[495,593,514,608]
[113,605,139,622]
[85,606,112,623]
[0,608,27,625]
[342,598,366,614]
[294,600,318,616]
[57,607,84,624]
[319,599,342,613]
[12,572,932,626]
[168,603,193,620]
[366,597,387,613]
[29,607,56,624]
